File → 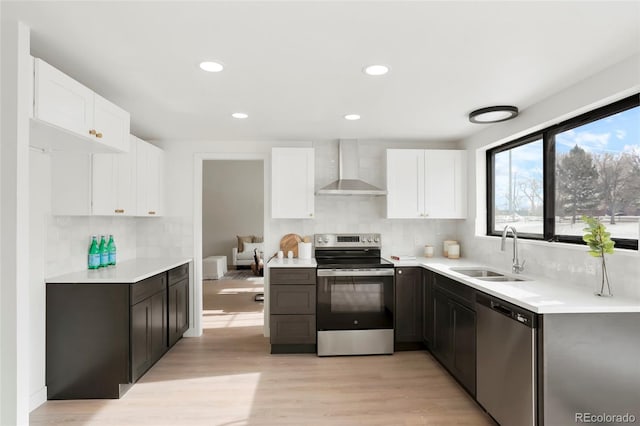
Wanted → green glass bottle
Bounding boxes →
[88,236,100,270]
[107,234,116,266]
[99,235,108,268]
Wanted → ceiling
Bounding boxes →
[3,1,640,142]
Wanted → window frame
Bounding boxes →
[487,94,640,251]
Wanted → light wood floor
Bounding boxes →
[31,278,494,426]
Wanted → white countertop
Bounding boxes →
[390,257,640,314]
[46,258,193,283]
[268,258,317,268]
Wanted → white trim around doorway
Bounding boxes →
[192,152,270,338]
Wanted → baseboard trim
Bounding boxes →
[30,386,47,411]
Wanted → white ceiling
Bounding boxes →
[3,1,640,142]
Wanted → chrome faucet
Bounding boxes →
[501,225,525,274]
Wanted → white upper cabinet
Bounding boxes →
[92,152,135,216]
[386,149,424,218]
[134,136,164,217]
[272,147,314,219]
[386,149,467,219]
[32,58,130,153]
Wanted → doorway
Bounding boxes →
[201,159,265,332]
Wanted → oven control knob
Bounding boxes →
[374,236,380,243]
[367,237,373,242]
[316,236,323,244]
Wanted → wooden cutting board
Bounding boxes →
[280,233,302,257]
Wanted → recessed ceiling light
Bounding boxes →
[232,112,248,119]
[199,61,224,72]
[469,106,519,124]
[363,64,390,76]
[344,114,361,121]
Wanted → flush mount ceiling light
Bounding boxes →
[363,64,390,76]
[199,61,224,72]
[469,106,519,124]
[344,114,361,121]
[231,112,248,119]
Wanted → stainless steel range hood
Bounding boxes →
[316,140,387,196]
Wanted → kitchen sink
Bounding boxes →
[450,267,504,278]
[476,276,527,282]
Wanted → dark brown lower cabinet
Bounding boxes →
[168,277,189,347]
[395,267,423,349]
[46,262,189,399]
[131,288,168,382]
[422,269,434,347]
[269,267,317,354]
[430,277,476,396]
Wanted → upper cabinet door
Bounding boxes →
[32,58,130,153]
[93,94,130,153]
[424,150,467,219]
[92,152,135,216]
[134,136,164,217]
[386,149,424,218]
[272,147,314,219]
[386,149,467,219]
[34,58,93,138]
[145,143,164,217]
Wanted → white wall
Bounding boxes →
[141,138,465,337]
[202,160,264,260]
[459,53,640,299]
[1,20,31,425]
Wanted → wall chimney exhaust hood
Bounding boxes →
[316,140,387,196]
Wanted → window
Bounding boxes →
[488,94,639,250]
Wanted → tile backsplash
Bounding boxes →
[46,216,137,277]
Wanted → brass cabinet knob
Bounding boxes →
[89,129,97,135]
[96,132,103,138]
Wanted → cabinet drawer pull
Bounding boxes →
[96,132,103,138]
[89,129,97,135]
[114,209,125,213]
[148,211,156,215]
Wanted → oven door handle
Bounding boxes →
[317,269,395,277]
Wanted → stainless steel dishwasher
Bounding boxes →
[476,293,537,426]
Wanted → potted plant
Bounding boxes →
[582,215,615,297]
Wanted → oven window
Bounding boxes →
[330,282,384,313]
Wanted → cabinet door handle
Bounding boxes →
[398,270,403,275]
[148,211,156,215]
[114,209,125,214]
[89,129,97,135]
[96,132,103,138]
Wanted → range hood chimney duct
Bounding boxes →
[316,140,387,196]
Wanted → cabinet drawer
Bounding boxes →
[131,274,166,305]
[270,268,316,285]
[271,285,316,314]
[434,274,475,307]
[168,263,189,285]
[270,315,316,344]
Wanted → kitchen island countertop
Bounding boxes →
[46,258,192,283]
[390,257,640,314]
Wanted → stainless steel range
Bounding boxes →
[315,233,394,356]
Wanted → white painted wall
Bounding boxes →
[1,20,31,425]
[202,160,264,260]
[459,53,640,299]
[140,138,465,337]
